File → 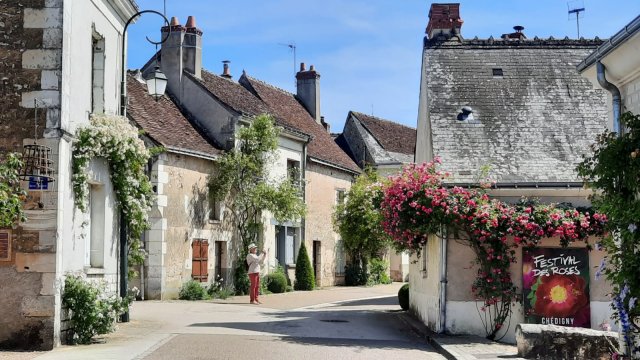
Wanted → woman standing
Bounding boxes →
[246,244,267,304]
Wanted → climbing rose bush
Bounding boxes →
[72,114,161,270]
[380,159,606,340]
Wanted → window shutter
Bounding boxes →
[191,239,209,282]
[0,230,10,261]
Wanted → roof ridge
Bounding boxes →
[243,74,297,97]
[351,111,415,130]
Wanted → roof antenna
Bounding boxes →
[163,0,167,17]
[278,42,296,87]
[567,0,585,38]
[371,104,374,116]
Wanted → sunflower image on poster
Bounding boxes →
[522,247,590,327]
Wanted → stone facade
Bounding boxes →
[0,0,137,350]
[516,324,618,360]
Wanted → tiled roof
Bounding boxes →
[240,75,360,173]
[192,70,270,116]
[351,112,416,155]
[126,75,222,158]
[423,42,608,183]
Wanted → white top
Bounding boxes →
[246,252,266,274]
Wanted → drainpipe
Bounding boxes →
[596,61,622,134]
[439,227,448,333]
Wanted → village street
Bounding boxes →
[4,284,446,360]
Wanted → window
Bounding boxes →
[89,184,105,268]
[208,197,224,222]
[287,159,302,193]
[91,31,105,114]
[492,68,503,78]
[335,240,346,276]
[336,189,346,205]
[191,239,209,282]
[276,226,298,266]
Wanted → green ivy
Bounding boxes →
[72,114,161,275]
[577,111,640,356]
[0,153,26,228]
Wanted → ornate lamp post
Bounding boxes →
[119,10,169,322]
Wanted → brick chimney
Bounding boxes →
[296,62,321,124]
[426,3,463,40]
[159,16,203,96]
[501,25,527,40]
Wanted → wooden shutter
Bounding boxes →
[0,230,10,261]
[191,239,208,282]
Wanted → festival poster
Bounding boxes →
[522,247,590,328]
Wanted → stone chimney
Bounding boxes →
[183,16,203,78]
[320,116,330,133]
[501,25,527,40]
[160,16,203,95]
[296,62,321,124]
[426,3,463,40]
[221,60,232,79]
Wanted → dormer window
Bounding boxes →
[492,68,504,78]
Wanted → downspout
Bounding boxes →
[439,227,448,333]
[596,61,622,134]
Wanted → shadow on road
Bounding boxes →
[329,296,398,307]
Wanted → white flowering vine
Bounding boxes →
[72,114,161,269]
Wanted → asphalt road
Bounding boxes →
[141,296,446,360]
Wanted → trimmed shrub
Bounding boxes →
[398,283,409,311]
[179,280,208,300]
[266,272,287,293]
[345,263,368,286]
[368,258,392,285]
[294,243,315,291]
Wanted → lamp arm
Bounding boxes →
[120,10,170,117]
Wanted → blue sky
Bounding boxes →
[127,1,640,131]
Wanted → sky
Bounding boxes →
[127,1,640,132]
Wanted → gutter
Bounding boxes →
[307,156,360,176]
[577,15,640,72]
[597,61,623,134]
[165,146,220,161]
[439,227,448,334]
[442,182,584,189]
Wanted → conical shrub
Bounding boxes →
[294,243,315,291]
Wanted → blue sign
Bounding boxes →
[28,177,48,190]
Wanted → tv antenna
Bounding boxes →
[567,0,585,38]
[278,42,296,87]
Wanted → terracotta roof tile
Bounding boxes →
[126,75,222,157]
[241,75,360,173]
[193,70,270,116]
[351,112,416,155]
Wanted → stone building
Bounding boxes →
[412,3,611,343]
[334,111,416,281]
[0,0,138,349]
[134,17,359,293]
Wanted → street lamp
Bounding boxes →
[119,9,170,322]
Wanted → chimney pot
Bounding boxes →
[221,60,232,79]
[514,25,524,33]
[300,62,306,71]
[170,17,180,26]
[310,65,315,71]
[186,16,197,28]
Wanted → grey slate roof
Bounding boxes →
[423,38,609,183]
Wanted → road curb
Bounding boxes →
[396,312,458,360]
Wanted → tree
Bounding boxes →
[577,112,640,358]
[333,169,390,277]
[0,153,26,228]
[208,114,306,293]
[294,242,315,291]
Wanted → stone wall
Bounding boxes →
[623,75,640,115]
[516,324,618,360]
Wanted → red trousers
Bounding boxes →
[249,272,260,302]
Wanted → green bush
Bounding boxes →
[207,275,234,300]
[62,275,130,344]
[266,271,287,294]
[345,263,368,286]
[398,283,409,311]
[294,243,315,291]
[368,258,392,285]
[179,280,208,300]
[233,262,250,295]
